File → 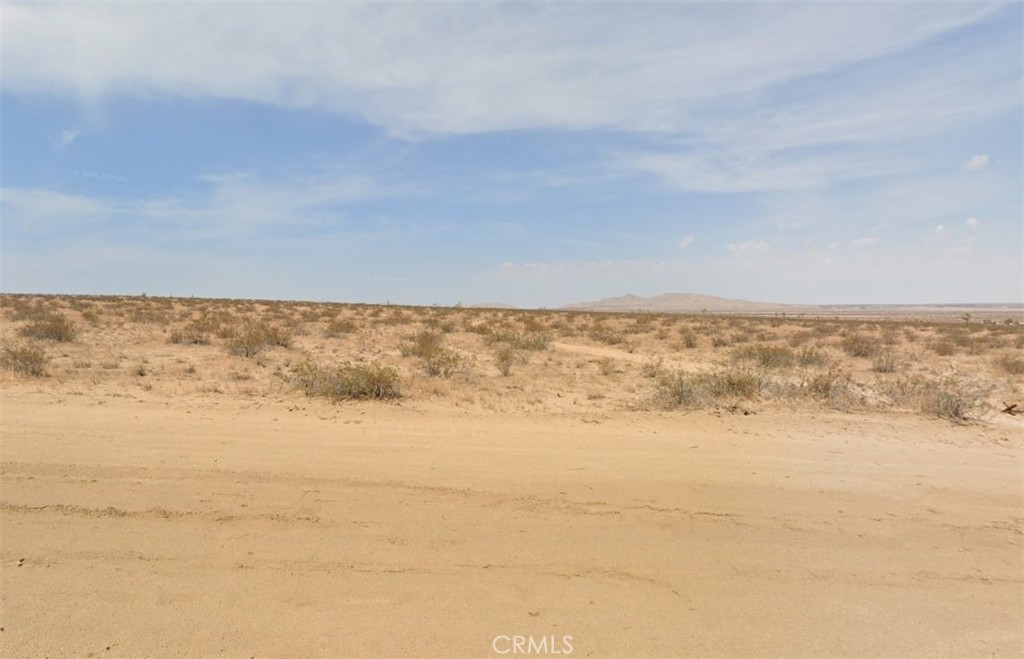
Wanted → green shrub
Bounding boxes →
[485,329,551,351]
[290,361,401,400]
[652,367,763,410]
[1,344,48,377]
[422,347,464,378]
[225,321,292,357]
[400,330,446,358]
[19,313,76,342]
[733,344,795,368]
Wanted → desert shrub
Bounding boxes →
[400,330,446,358]
[930,339,956,356]
[678,329,698,349]
[422,347,464,378]
[324,317,358,338]
[701,368,764,399]
[920,379,979,422]
[495,346,517,376]
[589,325,625,346]
[168,319,213,345]
[733,344,795,368]
[485,329,551,351]
[840,333,878,358]
[19,313,76,342]
[225,321,292,357]
[640,356,665,379]
[1,344,48,377]
[652,367,763,410]
[652,371,708,410]
[801,367,853,404]
[871,349,901,373]
[597,357,616,376]
[290,361,401,400]
[878,375,979,421]
[796,346,831,367]
[995,353,1024,375]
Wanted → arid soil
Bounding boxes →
[1,295,1022,657]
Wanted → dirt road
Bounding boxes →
[2,389,1021,657]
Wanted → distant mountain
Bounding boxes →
[561,292,793,313]
[468,302,519,309]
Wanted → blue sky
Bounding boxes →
[1,2,1021,307]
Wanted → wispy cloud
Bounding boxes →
[963,154,990,171]
[2,3,1019,305]
[727,241,771,254]
[2,3,1006,137]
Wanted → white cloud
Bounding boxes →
[1,165,410,239]
[678,234,695,249]
[965,216,980,229]
[933,224,949,240]
[851,237,877,249]
[963,154,989,171]
[726,240,771,254]
[58,129,78,147]
[1,3,1006,138]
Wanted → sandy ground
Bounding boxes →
[2,386,1021,658]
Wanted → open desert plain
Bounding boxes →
[0,293,1021,658]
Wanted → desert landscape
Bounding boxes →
[1,292,1021,657]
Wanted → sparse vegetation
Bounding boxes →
[0,294,1017,422]
[495,346,517,376]
[995,353,1024,375]
[290,361,401,400]
[2,343,49,377]
[840,333,878,358]
[422,347,464,378]
[19,313,77,342]
[225,321,292,357]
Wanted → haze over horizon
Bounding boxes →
[2,3,1021,307]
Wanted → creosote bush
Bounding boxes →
[871,349,901,373]
[733,344,795,368]
[422,347,464,378]
[840,333,878,358]
[920,379,980,422]
[290,361,401,400]
[324,317,359,338]
[495,346,517,376]
[653,367,763,410]
[400,330,446,359]
[225,321,292,357]
[19,313,77,342]
[2,344,49,377]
